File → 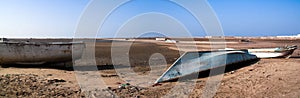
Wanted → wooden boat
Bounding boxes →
[155,50,258,83]
[0,38,85,65]
[221,45,297,58]
[247,45,297,58]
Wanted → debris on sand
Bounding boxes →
[47,79,67,83]
[104,83,148,98]
[0,74,84,98]
[101,74,119,77]
[0,74,147,98]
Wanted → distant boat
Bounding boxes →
[247,45,297,58]
[155,50,258,83]
[0,38,85,65]
[222,45,297,59]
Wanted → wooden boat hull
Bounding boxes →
[0,42,85,65]
[155,50,258,83]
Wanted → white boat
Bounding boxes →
[222,45,297,58]
[247,45,297,58]
[0,38,85,65]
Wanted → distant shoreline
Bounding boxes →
[2,36,300,40]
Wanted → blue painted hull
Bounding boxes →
[155,50,258,83]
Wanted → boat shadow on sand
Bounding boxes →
[0,63,130,71]
[290,56,300,58]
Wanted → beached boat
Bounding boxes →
[155,50,258,83]
[0,38,85,65]
[247,45,297,58]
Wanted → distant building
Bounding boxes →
[205,36,225,38]
[165,39,178,43]
[0,38,8,42]
[277,34,300,38]
[156,38,167,41]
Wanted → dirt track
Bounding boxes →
[0,38,300,97]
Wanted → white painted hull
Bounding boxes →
[248,52,290,58]
[247,45,297,58]
[223,46,297,58]
[0,42,85,65]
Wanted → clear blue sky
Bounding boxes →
[0,0,299,38]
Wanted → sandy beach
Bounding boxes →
[0,37,299,97]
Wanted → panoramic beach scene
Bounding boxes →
[1,0,300,98]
